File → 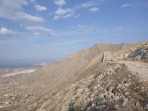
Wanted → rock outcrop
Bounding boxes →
[128,42,148,61]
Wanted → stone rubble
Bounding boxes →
[25,63,148,111]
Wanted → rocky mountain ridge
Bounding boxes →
[0,42,148,111]
[20,42,148,111]
[27,43,134,96]
[24,62,148,111]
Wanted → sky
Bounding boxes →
[0,0,148,67]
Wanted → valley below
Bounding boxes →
[0,67,37,110]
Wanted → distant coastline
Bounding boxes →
[0,63,36,68]
[0,58,60,68]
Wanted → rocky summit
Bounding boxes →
[0,42,148,111]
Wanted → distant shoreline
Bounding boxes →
[0,58,61,69]
[0,61,45,69]
[0,64,35,69]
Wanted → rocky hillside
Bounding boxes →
[20,58,148,111]
[1,42,148,111]
[27,43,131,96]
[23,42,148,110]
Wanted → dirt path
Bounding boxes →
[118,60,148,81]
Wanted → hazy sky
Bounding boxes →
[0,0,148,65]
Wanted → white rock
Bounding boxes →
[118,84,122,88]
[122,98,128,106]
[114,104,120,110]
[114,96,119,101]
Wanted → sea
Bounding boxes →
[0,58,59,68]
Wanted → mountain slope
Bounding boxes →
[21,57,148,111]
[4,42,148,111]
[27,43,131,96]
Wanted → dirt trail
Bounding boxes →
[118,61,148,81]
